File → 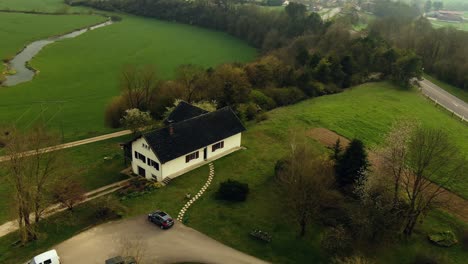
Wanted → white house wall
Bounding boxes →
[131,137,162,181]
[161,133,242,179]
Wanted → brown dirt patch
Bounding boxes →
[307,128,350,148]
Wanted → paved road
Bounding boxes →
[419,78,468,121]
[55,216,269,264]
[0,129,132,163]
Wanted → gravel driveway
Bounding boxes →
[54,216,269,264]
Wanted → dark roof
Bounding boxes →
[164,101,208,125]
[143,107,245,163]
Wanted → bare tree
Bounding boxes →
[120,65,159,110]
[276,141,335,237]
[379,120,415,208]
[175,64,204,103]
[53,176,86,211]
[5,126,65,243]
[401,127,465,237]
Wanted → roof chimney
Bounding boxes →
[168,120,174,136]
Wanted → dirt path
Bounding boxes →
[0,179,130,238]
[0,129,132,163]
[54,216,269,264]
[308,128,468,223]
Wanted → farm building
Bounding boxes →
[124,102,245,182]
[434,10,464,22]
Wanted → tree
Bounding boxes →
[5,126,65,243]
[335,139,368,188]
[276,141,336,237]
[120,65,159,111]
[52,177,86,211]
[401,127,465,237]
[378,120,415,208]
[433,1,443,10]
[424,0,432,13]
[332,138,342,161]
[120,108,152,135]
[391,52,422,87]
[175,64,205,103]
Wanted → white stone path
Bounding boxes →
[177,163,214,222]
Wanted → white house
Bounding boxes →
[124,102,246,181]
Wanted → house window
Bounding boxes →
[212,141,224,152]
[185,151,199,163]
[147,158,160,171]
[142,143,150,150]
[135,151,146,163]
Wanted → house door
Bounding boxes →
[137,166,146,177]
[203,147,207,160]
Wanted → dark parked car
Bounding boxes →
[105,256,137,264]
[148,210,174,229]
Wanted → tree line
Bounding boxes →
[368,0,468,91]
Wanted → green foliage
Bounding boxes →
[428,231,459,247]
[215,179,249,202]
[264,87,306,106]
[250,90,276,111]
[335,139,369,188]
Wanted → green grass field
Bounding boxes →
[0,82,467,263]
[119,82,468,263]
[0,14,257,141]
[431,20,468,31]
[0,135,130,224]
[0,0,88,12]
[0,12,105,75]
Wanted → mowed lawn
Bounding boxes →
[0,12,105,73]
[0,135,130,224]
[0,0,87,12]
[121,82,468,263]
[0,14,257,141]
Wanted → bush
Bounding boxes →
[462,230,468,251]
[250,89,276,110]
[215,179,249,202]
[332,255,375,264]
[237,102,259,121]
[90,197,125,221]
[321,225,353,257]
[413,253,443,264]
[274,158,289,178]
[264,87,306,106]
[428,231,458,247]
[104,96,127,128]
[255,111,268,123]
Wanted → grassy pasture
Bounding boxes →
[121,82,468,263]
[0,14,257,141]
[0,82,467,263]
[0,12,105,75]
[0,135,130,224]
[0,0,88,12]
[431,20,468,31]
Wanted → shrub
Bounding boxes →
[332,255,375,264]
[462,230,468,251]
[104,96,127,128]
[428,230,458,247]
[215,179,249,202]
[321,225,353,257]
[264,87,306,106]
[237,102,259,121]
[413,253,443,264]
[250,89,276,110]
[255,111,268,123]
[90,196,125,221]
[274,158,289,178]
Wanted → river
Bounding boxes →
[3,20,113,87]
